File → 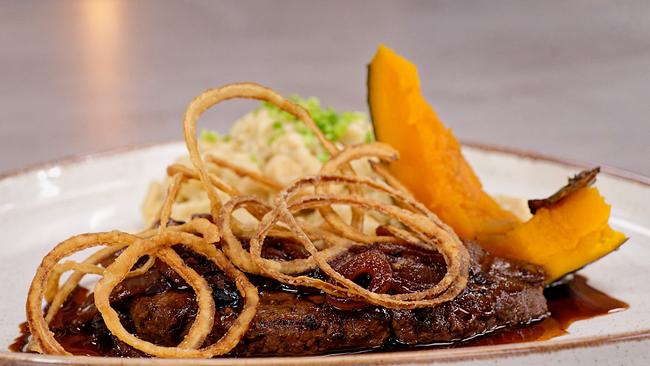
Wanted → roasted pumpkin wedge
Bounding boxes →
[368,44,520,241]
[367,45,626,283]
[484,185,627,283]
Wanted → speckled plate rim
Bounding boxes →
[1,140,649,365]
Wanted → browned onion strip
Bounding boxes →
[28,230,221,355]
[315,143,399,243]
[369,160,413,198]
[249,207,352,299]
[166,163,269,222]
[27,232,142,355]
[167,163,239,197]
[180,81,371,240]
[378,224,422,246]
[181,83,370,233]
[129,219,221,290]
[44,262,104,299]
[320,143,398,234]
[182,83,337,224]
[320,143,398,175]
[149,247,215,350]
[218,195,354,275]
[281,174,418,243]
[206,154,283,191]
[218,196,269,274]
[282,175,431,224]
[284,194,469,304]
[43,245,122,304]
[137,218,220,244]
[159,172,185,233]
[150,168,221,350]
[95,231,258,358]
[130,173,190,296]
[129,172,189,282]
[27,83,472,358]
[166,163,238,219]
[94,233,211,355]
[248,173,469,309]
[126,256,156,278]
[42,244,165,325]
[281,175,468,300]
[183,217,221,243]
[157,175,224,350]
[280,174,448,250]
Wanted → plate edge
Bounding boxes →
[2,140,648,186]
[1,140,649,364]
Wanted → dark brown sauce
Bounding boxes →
[462,275,628,347]
[9,275,628,355]
[9,287,101,355]
[8,322,30,353]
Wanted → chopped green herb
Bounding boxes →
[200,129,231,144]
[200,129,220,144]
[302,132,316,148]
[317,151,330,162]
[364,130,375,143]
[272,121,283,130]
[259,96,367,143]
[249,154,258,164]
[268,128,285,144]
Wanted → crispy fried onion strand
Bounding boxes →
[182,83,336,223]
[41,169,186,316]
[182,82,366,232]
[218,195,355,275]
[206,154,283,191]
[315,142,400,244]
[28,146,258,357]
[94,231,259,358]
[249,174,470,309]
[28,223,258,357]
[26,82,470,358]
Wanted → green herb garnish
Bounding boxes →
[260,96,366,142]
[200,129,231,144]
[317,151,331,162]
[200,129,220,144]
[364,130,375,143]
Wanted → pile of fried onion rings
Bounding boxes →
[25,83,470,358]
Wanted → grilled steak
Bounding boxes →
[43,240,548,357]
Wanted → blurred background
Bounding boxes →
[1,0,649,175]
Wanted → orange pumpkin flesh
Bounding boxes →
[368,44,520,241]
[482,187,626,282]
[368,45,626,283]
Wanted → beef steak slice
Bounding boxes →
[390,242,548,345]
[51,241,548,356]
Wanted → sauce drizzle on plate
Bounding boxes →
[464,275,628,346]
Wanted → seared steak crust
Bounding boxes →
[233,292,390,356]
[47,241,548,357]
[391,243,547,345]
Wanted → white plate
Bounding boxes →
[0,142,648,365]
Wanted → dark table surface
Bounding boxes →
[1,0,649,176]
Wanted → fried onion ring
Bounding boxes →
[94,231,258,358]
[248,173,469,309]
[218,195,354,275]
[315,143,399,243]
[206,154,283,191]
[26,82,470,358]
